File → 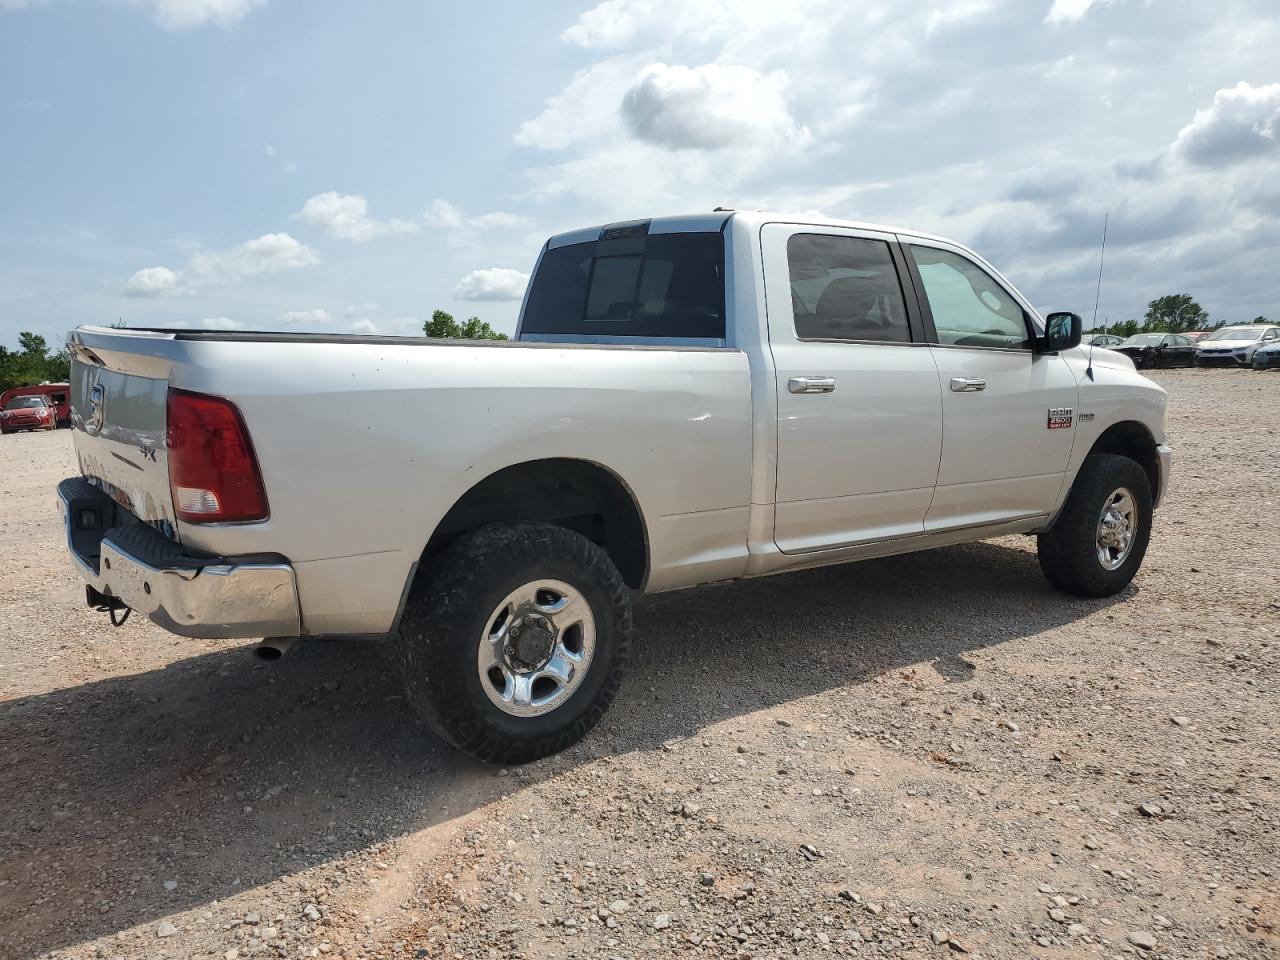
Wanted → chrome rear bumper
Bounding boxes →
[57,477,300,639]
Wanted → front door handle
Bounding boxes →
[788,376,837,394]
[949,377,987,393]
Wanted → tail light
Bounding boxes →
[167,388,269,523]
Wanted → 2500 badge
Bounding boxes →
[1047,407,1074,429]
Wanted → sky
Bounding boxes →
[2,0,1279,347]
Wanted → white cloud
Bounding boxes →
[132,0,266,29]
[424,199,532,230]
[454,268,529,301]
[516,54,651,150]
[561,0,638,48]
[423,198,465,229]
[199,316,241,330]
[124,232,318,297]
[185,232,318,283]
[279,308,331,324]
[294,192,419,242]
[926,0,997,34]
[469,211,533,229]
[1173,81,1280,168]
[348,316,422,336]
[621,62,810,151]
[125,265,182,297]
[1045,0,1114,24]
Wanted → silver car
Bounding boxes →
[1252,338,1280,370]
[1082,333,1125,347]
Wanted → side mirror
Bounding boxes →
[1041,311,1083,352]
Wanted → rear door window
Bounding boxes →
[786,234,913,343]
[521,232,725,340]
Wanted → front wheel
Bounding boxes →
[396,522,632,764]
[1037,454,1153,597]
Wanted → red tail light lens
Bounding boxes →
[167,388,268,523]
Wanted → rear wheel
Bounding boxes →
[1038,454,1152,597]
[396,522,632,764]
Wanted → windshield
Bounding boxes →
[1207,327,1265,341]
[1121,334,1165,346]
[4,396,48,410]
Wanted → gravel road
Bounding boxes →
[1,369,1277,960]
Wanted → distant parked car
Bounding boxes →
[1195,325,1280,367]
[1113,333,1197,369]
[1252,339,1280,370]
[1182,331,1211,343]
[0,382,71,427]
[1,394,58,433]
[1082,333,1124,347]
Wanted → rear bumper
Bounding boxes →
[1156,444,1172,507]
[57,477,301,639]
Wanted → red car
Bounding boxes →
[0,383,70,427]
[1,394,59,434]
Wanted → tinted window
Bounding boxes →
[786,234,911,343]
[910,246,1030,349]
[521,232,724,339]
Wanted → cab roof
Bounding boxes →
[546,210,956,250]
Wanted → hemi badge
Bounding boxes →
[1047,407,1074,429]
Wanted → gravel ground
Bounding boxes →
[1,368,1277,960]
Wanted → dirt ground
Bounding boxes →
[0,368,1276,960]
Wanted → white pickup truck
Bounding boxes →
[59,211,1170,762]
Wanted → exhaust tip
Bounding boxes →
[253,636,297,661]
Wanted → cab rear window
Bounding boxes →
[521,232,725,340]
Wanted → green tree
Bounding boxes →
[423,310,508,341]
[424,310,462,338]
[459,316,506,340]
[0,331,70,391]
[1252,315,1268,324]
[17,332,49,356]
[1100,319,1141,338]
[1143,294,1208,333]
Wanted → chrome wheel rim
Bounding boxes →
[476,579,596,718]
[1095,486,1137,571]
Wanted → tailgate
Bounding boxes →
[70,356,176,540]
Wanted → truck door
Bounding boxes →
[762,223,944,554]
[902,240,1079,530]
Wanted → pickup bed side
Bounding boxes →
[66,328,754,635]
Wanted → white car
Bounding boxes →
[57,211,1172,762]
[1082,333,1124,347]
[1195,324,1280,367]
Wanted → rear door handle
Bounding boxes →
[788,376,837,394]
[949,377,987,393]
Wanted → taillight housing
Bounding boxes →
[167,388,269,524]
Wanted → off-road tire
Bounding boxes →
[1038,453,1153,597]
[396,522,632,764]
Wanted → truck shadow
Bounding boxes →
[0,539,1125,958]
